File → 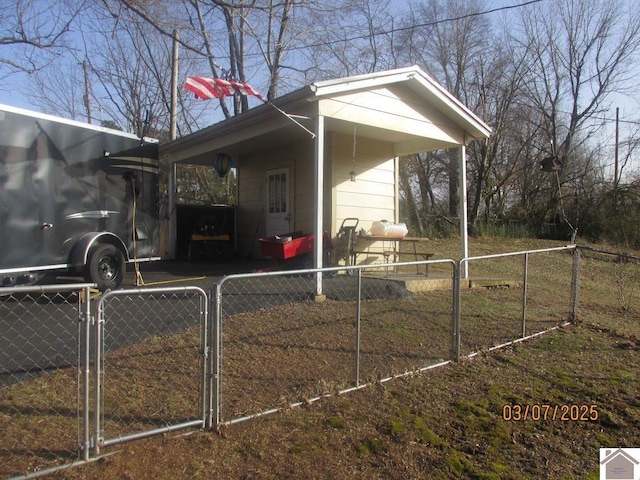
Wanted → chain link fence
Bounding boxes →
[94,287,208,455]
[212,249,578,426]
[1,247,587,477]
[456,246,578,359]
[0,284,92,479]
[212,260,457,425]
[1,285,207,479]
[576,247,640,337]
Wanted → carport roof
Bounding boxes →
[161,65,491,165]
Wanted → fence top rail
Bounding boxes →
[214,258,457,288]
[461,244,576,264]
[96,285,208,318]
[98,285,207,300]
[578,245,640,260]
[0,283,95,295]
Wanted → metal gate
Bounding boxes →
[93,286,208,455]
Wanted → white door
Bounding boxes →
[266,167,291,237]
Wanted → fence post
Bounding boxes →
[93,296,105,456]
[200,289,209,429]
[79,287,92,462]
[521,253,529,338]
[209,282,222,430]
[570,247,581,323]
[355,267,362,387]
[451,261,461,362]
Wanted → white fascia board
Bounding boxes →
[312,66,491,142]
[312,66,419,98]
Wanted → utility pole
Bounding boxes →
[613,107,620,190]
[167,28,180,261]
[614,107,619,209]
[170,29,179,141]
[83,59,92,124]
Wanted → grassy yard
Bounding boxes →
[4,236,640,479]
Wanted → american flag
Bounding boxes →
[184,75,316,138]
[184,77,266,102]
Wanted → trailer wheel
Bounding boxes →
[84,244,125,291]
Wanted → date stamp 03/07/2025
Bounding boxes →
[502,405,640,479]
[502,404,599,422]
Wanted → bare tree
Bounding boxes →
[465,40,528,227]
[613,120,640,186]
[30,61,87,120]
[27,3,173,137]
[398,0,490,218]
[515,0,640,178]
[102,0,312,120]
[298,0,398,80]
[0,0,82,78]
[502,0,640,235]
[399,152,444,236]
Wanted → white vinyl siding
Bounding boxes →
[236,141,315,257]
[318,87,465,151]
[330,131,396,237]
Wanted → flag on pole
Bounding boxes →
[184,77,266,102]
[184,75,315,138]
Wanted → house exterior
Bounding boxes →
[161,66,491,286]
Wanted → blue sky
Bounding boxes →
[0,0,527,114]
[1,0,637,142]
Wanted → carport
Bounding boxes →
[161,65,491,298]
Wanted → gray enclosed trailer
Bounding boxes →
[0,104,160,290]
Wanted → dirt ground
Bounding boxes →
[52,322,639,479]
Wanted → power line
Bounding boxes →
[298,0,545,51]
[601,116,640,126]
[181,0,546,64]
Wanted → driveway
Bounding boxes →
[0,259,412,386]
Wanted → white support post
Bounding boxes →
[313,115,325,300]
[458,143,469,279]
[394,155,400,223]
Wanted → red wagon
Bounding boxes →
[257,230,331,271]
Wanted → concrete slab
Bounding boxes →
[362,272,519,293]
[467,277,521,289]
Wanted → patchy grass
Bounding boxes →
[3,237,640,479]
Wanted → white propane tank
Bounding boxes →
[370,220,408,238]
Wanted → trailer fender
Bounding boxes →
[69,232,130,267]
[69,233,129,291]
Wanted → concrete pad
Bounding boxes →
[467,278,520,289]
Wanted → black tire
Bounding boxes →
[84,243,125,291]
[300,253,314,270]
